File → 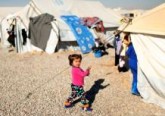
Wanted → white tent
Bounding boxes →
[0,7,22,21]
[0,0,121,53]
[29,0,121,28]
[119,3,165,109]
[0,7,22,40]
[0,2,60,53]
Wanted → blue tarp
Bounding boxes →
[61,15,95,54]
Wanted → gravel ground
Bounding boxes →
[0,46,165,116]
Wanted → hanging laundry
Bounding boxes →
[61,15,95,54]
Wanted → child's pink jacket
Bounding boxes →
[71,67,89,86]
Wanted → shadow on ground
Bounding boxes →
[72,79,109,107]
[86,79,110,107]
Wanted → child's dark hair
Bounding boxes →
[124,33,130,41]
[68,54,82,66]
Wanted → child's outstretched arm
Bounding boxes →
[74,67,91,77]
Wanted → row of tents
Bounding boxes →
[0,0,165,110]
[0,0,121,54]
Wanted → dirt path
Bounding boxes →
[0,48,165,116]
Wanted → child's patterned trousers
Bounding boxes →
[67,84,89,105]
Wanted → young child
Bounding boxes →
[64,54,92,111]
[123,35,140,96]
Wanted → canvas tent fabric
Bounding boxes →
[0,7,22,21]
[63,0,120,28]
[132,34,165,109]
[31,0,121,28]
[119,3,165,109]
[122,3,165,36]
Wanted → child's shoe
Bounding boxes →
[82,104,93,111]
[64,101,73,108]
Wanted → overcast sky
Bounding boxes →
[0,0,164,10]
